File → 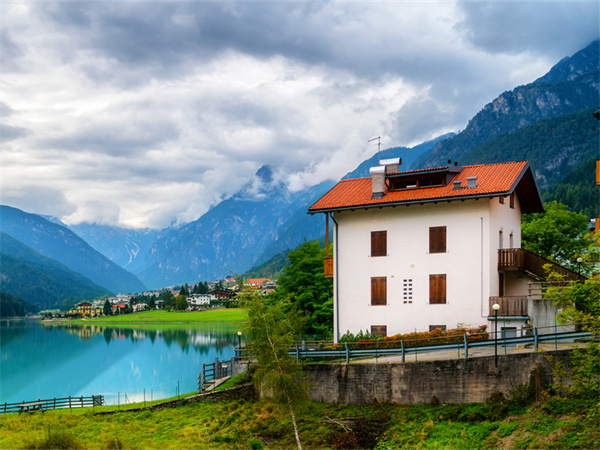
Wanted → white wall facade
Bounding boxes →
[332,197,526,341]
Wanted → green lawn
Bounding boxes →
[1,397,597,449]
[69,308,247,324]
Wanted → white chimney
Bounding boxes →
[370,166,386,199]
[379,157,401,174]
[453,180,462,190]
[467,176,478,188]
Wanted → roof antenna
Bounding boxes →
[368,136,381,164]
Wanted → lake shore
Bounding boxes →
[62,308,248,325]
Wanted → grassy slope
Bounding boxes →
[0,397,596,449]
[69,308,248,324]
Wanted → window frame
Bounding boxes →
[371,276,387,306]
[371,230,387,257]
[429,226,447,254]
[429,274,447,304]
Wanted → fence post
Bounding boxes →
[464,334,469,358]
[457,324,460,358]
[69,396,72,411]
[80,396,83,408]
[375,339,378,364]
[54,398,56,410]
[144,389,146,407]
[401,339,405,363]
[118,392,120,410]
[345,342,349,364]
[296,343,300,361]
[4,403,6,414]
[414,329,418,362]
[534,327,539,350]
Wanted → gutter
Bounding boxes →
[330,212,340,343]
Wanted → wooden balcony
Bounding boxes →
[498,248,584,282]
[489,296,528,317]
[324,257,333,278]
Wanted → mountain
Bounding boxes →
[0,205,146,294]
[0,232,110,309]
[134,166,335,288]
[69,223,164,270]
[416,40,599,170]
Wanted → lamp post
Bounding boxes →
[577,257,583,277]
[492,303,500,367]
[237,331,242,358]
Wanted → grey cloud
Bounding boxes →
[2,186,76,218]
[1,123,31,142]
[458,2,599,58]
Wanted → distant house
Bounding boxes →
[132,301,147,313]
[112,304,127,315]
[246,278,273,287]
[309,159,583,342]
[188,294,211,308]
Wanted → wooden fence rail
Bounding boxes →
[1,395,104,415]
[198,357,235,392]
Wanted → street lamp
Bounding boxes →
[237,331,242,358]
[577,257,583,277]
[492,303,500,367]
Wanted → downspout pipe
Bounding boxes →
[330,212,340,343]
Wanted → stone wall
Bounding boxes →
[305,350,574,404]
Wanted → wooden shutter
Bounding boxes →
[371,277,387,305]
[371,231,387,257]
[510,193,515,209]
[429,274,447,304]
[429,226,446,253]
[371,325,387,337]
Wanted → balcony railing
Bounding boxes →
[498,248,583,282]
[324,257,333,278]
[489,296,528,317]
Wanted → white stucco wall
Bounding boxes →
[332,199,503,341]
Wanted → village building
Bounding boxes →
[309,159,583,342]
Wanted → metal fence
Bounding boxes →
[1,395,104,415]
[287,326,595,363]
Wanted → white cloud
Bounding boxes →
[1,1,597,228]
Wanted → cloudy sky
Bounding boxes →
[2,1,598,229]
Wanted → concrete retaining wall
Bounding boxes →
[305,350,574,404]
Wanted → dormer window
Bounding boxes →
[387,166,460,192]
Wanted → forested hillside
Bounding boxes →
[458,107,599,218]
[0,232,110,310]
[0,291,37,317]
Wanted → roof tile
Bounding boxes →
[309,161,529,212]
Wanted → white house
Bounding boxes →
[309,160,582,342]
[188,294,211,308]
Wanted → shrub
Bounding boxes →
[25,427,81,449]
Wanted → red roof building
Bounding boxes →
[309,160,580,343]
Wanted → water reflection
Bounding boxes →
[0,320,238,404]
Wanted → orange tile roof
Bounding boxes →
[309,161,540,212]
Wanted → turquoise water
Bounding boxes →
[0,320,238,405]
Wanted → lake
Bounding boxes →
[0,320,239,406]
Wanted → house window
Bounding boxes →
[499,196,505,205]
[371,231,387,257]
[429,274,446,304]
[403,279,413,304]
[510,193,515,209]
[371,276,387,306]
[509,232,514,249]
[429,325,446,331]
[429,226,446,253]
[371,325,387,337]
[499,230,504,249]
